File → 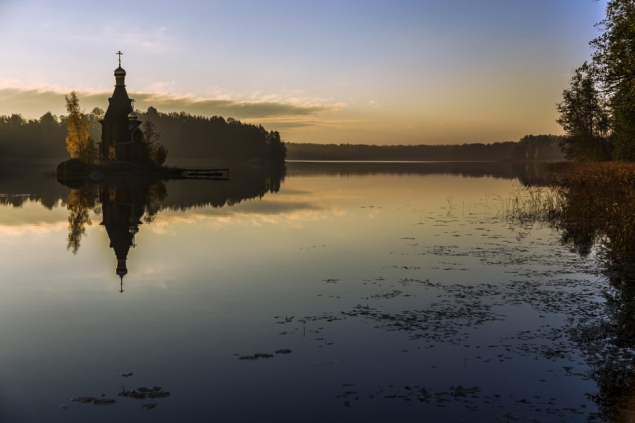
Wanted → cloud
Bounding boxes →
[251,120,319,129]
[134,93,333,118]
[0,82,338,120]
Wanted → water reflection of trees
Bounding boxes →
[66,183,98,254]
[0,167,68,209]
[573,281,635,423]
[58,165,285,259]
[512,167,635,423]
[3,162,546,213]
[56,165,285,288]
[161,165,285,210]
[515,165,635,277]
[286,161,524,179]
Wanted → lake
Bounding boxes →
[0,161,627,422]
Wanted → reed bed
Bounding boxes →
[503,182,562,229]
[506,162,635,278]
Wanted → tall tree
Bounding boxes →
[86,107,104,143]
[556,63,611,161]
[142,120,168,167]
[590,0,635,160]
[64,91,97,164]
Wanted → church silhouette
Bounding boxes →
[99,52,152,167]
[100,183,150,293]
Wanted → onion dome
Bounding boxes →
[116,259,128,278]
[128,111,138,120]
[114,66,126,87]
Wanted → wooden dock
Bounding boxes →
[177,168,229,180]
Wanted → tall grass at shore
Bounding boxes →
[551,162,635,254]
[503,182,561,230]
[506,162,635,280]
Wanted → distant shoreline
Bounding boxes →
[285,138,565,162]
[286,159,561,163]
[0,157,564,171]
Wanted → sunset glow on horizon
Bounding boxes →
[0,0,607,145]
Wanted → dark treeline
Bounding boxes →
[510,134,566,161]
[286,142,518,161]
[0,113,68,159]
[0,107,286,163]
[137,107,286,162]
[0,110,564,163]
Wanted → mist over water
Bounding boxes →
[0,162,628,422]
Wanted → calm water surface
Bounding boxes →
[0,162,625,422]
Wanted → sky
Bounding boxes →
[0,0,608,145]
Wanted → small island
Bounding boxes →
[57,55,170,181]
[56,54,286,184]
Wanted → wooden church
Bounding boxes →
[99,52,153,166]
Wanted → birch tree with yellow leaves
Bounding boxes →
[65,91,97,164]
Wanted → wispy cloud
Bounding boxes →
[0,82,339,120]
[135,93,334,118]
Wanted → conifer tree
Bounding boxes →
[590,0,635,160]
[556,63,611,161]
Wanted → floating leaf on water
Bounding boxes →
[119,386,170,400]
[71,396,98,404]
[148,391,170,399]
[238,355,258,360]
[93,399,116,405]
[275,349,292,354]
[71,396,115,405]
[454,386,480,396]
[142,403,158,410]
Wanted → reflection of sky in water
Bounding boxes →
[0,170,606,422]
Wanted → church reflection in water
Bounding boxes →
[59,164,285,290]
[100,184,149,292]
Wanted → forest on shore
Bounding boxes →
[286,135,564,161]
[554,0,635,162]
[0,106,286,164]
[0,108,564,163]
[137,107,286,162]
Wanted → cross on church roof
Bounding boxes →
[116,50,123,67]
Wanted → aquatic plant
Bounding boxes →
[507,162,635,280]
